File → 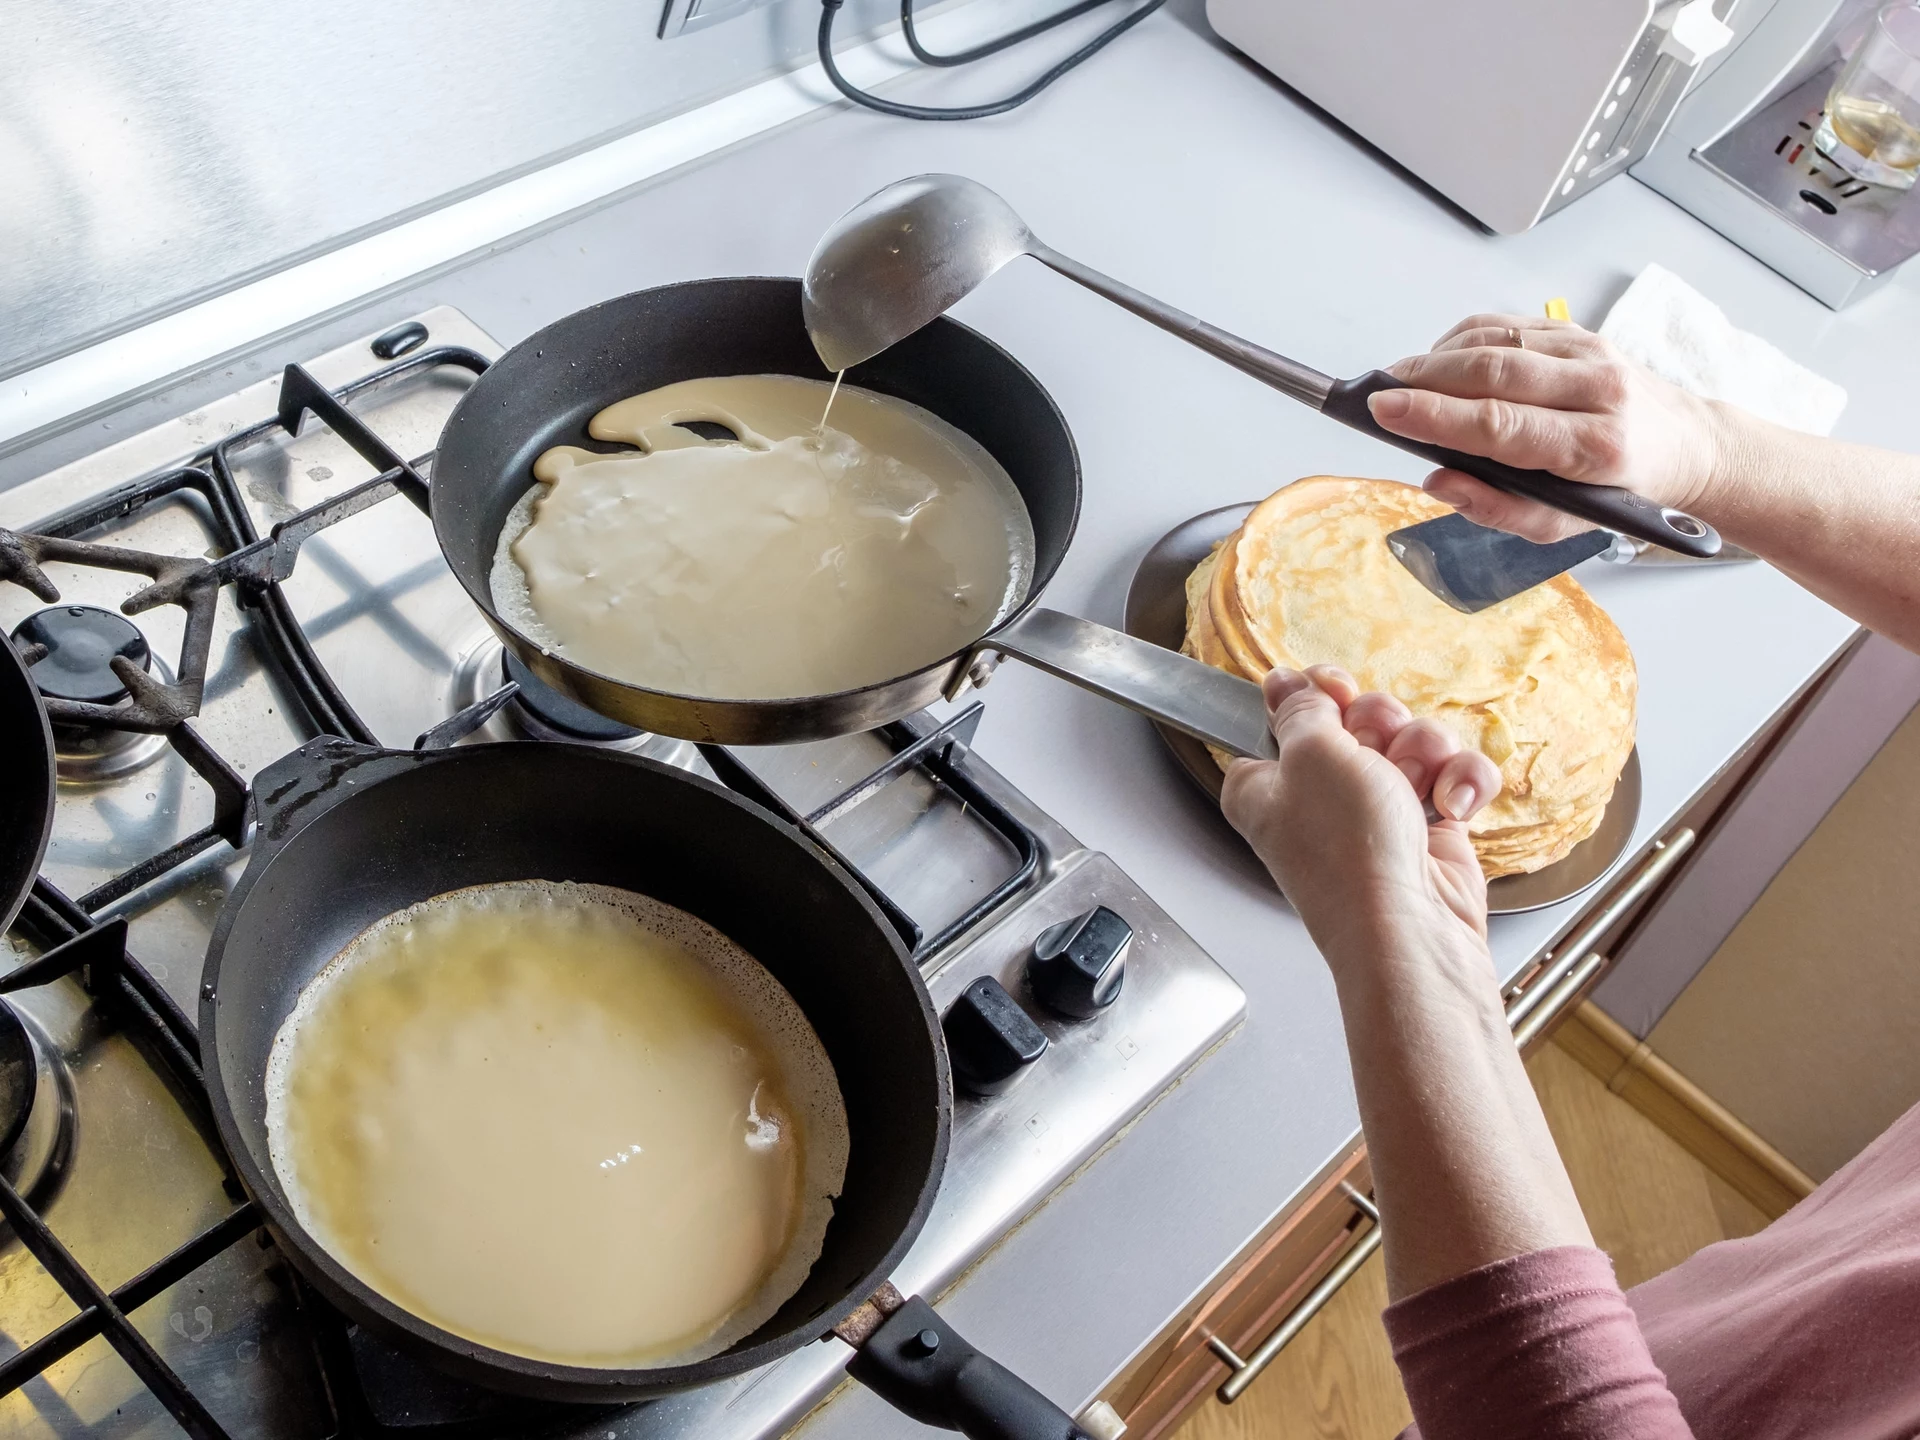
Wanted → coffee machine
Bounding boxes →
[1634,0,1920,307]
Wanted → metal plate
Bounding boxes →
[1123,503,1643,915]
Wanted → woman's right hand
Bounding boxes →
[1366,315,1728,545]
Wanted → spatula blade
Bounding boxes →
[1387,512,1614,613]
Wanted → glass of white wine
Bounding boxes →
[1815,1,1920,190]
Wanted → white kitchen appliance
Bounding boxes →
[1634,0,1920,307]
[1204,0,1737,233]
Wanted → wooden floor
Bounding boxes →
[1173,1042,1772,1440]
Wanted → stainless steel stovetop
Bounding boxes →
[0,308,1244,1439]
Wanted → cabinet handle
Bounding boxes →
[1210,1184,1379,1402]
[1207,828,1696,1403]
[1503,828,1695,1033]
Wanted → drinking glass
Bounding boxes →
[1815,1,1920,189]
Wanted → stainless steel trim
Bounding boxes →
[1208,828,1698,1402]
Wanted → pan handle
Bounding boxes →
[978,608,1276,761]
[844,1290,1095,1440]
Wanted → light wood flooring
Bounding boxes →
[1173,1042,1772,1440]
[1647,701,1920,1181]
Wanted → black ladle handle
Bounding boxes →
[1322,371,1722,558]
[848,1295,1094,1440]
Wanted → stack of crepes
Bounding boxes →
[1184,477,1637,878]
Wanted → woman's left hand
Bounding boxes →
[1221,666,1502,970]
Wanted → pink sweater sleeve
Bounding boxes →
[1383,1246,1695,1440]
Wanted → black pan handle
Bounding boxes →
[847,1295,1093,1440]
[1322,371,1721,558]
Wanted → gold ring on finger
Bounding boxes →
[1506,326,1524,349]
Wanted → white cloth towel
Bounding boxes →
[1598,263,1848,437]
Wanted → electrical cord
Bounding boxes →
[817,0,1167,121]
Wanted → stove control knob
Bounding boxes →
[1027,906,1131,1019]
[942,976,1048,1097]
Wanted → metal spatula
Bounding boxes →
[1386,514,1614,613]
[804,173,1724,570]
[1386,512,1760,613]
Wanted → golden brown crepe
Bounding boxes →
[1182,477,1636,879]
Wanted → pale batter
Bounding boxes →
[492,374,1034,699]
[265,881,849,1368]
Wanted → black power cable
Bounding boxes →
[818,0,1166,121]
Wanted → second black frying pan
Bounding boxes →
[1,630,55,937]
[202,737,1096,1439]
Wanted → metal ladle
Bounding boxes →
[803,174,1720,556]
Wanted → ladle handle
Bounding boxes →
[1322,371,1722,558]
[982,609,1276,761]
[848,1295,1096,1440]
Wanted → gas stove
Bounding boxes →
[0,307,1244,1440]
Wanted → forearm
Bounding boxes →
[1699,404,1920,652]
[1320,912,1591,1300]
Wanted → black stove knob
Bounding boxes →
[942,976,1048,1097]
[1027,906,1131,1019]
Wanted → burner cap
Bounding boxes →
[501,651,642,741]
[12,606,151,705]
[0,1002,35,1158]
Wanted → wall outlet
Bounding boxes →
[659,0,788,38]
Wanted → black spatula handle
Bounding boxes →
[1324,371,1721,558]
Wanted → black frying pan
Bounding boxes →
[201,737,1095,1438]
[429,276,1278,761]
[1,630,55,937]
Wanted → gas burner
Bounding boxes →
[12,606,175,780]
[448,633,702,768]
[502,649,644,742]
[14,605,151,705]
[0,999,75,1211]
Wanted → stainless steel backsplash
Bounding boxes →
[0,0,911,381]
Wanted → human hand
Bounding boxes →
[1366,314,1726,544]
[1220,666,1503,968]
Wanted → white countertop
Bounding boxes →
[11,5,1916,1432]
